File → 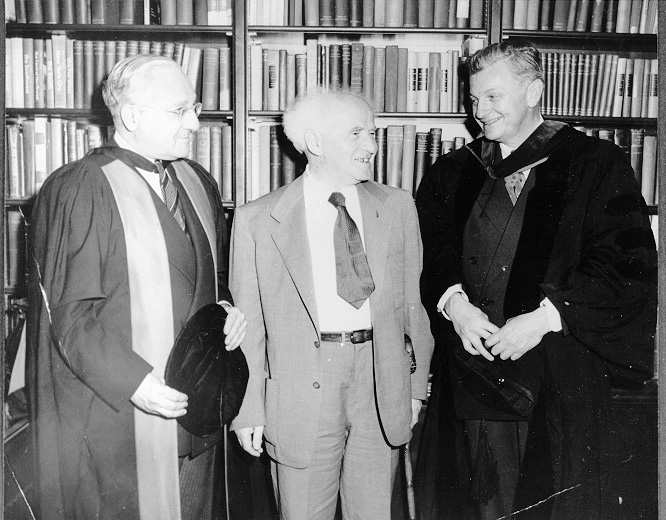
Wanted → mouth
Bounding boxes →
[480,116,502,127]
[355,157,372,163]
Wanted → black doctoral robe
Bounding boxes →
[415,121,657,519]
[26,144,240,519]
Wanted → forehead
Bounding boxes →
[469,60,521,96]
[132,63,195,104]
[326,99,375,132]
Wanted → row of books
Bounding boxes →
[250,42,466,114]
[6,0,232,25]
[576,126,658,205]
[5,37,232,111]
[245,122,468,202]
[248,0,485,28]
[5,118,233,201]
[502,0,658,34]
[542,54,658,118]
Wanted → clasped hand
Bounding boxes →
[445,294,549,361]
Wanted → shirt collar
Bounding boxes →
[303,166,359,203]
[110,133,168,173]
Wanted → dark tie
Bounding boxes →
[328,192,375,309]
[154,160,187,232]
[505,171,526,206]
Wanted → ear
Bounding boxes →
[526,78,544,108]
[303,130,322,156]
[119,103,140,132]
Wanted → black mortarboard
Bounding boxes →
[165,303,249,437]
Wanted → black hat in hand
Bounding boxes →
[165,303,249,437]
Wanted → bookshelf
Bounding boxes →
[1,0,664,517]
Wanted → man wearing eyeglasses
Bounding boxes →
[29,55,247,520]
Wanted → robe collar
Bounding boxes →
[90,138,172,173]
[467,120,570,179]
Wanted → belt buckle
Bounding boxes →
[350,329,364,344]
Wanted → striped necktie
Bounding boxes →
[154,160,187,232]
[505,171,526,206]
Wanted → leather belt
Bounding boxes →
[320,328,373,344]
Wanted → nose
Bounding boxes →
[182,109,200,131]
[365,133,378,155]
[474,98,489,120]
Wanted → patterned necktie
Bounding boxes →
[328,192,375,309]
[154,160,187,232]
[505,171,526,206]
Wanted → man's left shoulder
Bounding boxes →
[361,180,413,205]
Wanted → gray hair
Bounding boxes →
[468,40,543,84]
[102,54,178,120]
[282,89,373,153]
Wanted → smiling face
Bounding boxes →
[124,61,200,161]
[311,97,378,188]
[469,59,542,149]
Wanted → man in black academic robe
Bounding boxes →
[27,55,248,520]
[416,41,657,520]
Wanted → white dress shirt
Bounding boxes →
[303,168,372,332]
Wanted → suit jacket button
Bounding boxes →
[313,382,320,389]
[469,256,477,265]
[314,340,320,348]
[480,298,490,306]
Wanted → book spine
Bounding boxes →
[629,0,643,33]
[202,47,220,110]
[209,125,222,191]
[622,57,634,117]
[647,58,658,118]
[269,125,282,192]
[372,47,386,112]
[320,0,334,26]
[34,116,49,191]
[612,57,627,117]
[605,0,616,31]
[433,0,449,28]
[33,39,45,109]
[278,49,288,111]
[418,0,433,28]
[502,0,514,29]
[374,127,387,184]
[335,0,349,26]
[630,58,645,118]
[349,0,362,26]
[526,0,540,29]
[26,0,44,23]
[401,124,416,195]
[415,51,429,113]
[404,0,418,27]
[641,134,657,204]
[304,0,319,25]
[42,0,60,22]
[552,0,569,30]
[104,40,116,75]
[429,52,442,112]
[45,39,55,108]
[362,45,375,105]
[375,0,386,26]
[161,0,177,23]
[640,56,651,117]
[341,44,351,89]
[386,125,404,187]
[603,55,619,117]
[23,38,35,109]
[428,127,442,165]
[286,53,296,107]
[615,0,632,32]
[265,49,279,110]
[60,0,75,23]
[221,124,233,201]
[329,44,342,90]
[540,0,552,29]
[384,46,399,113]
[584,54,598,116]
[194,0,207,25]
[414,131,428,192]
[295,53,307,98]
[456,0,470,28]
[575,0,591,30]
[396,47,409,112]
[219,45,230,110]
[513,0,528,29]
[629,128,644,186]
[177,0,194,24]
[591,53,606,116]
[362,0,374,26]
[469,0,483,27]
[386,0,403,27]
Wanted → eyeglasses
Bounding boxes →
[133,102,203,121]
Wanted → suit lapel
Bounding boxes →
[271,177,319,331]
[358,182,390,303]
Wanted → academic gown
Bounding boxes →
[415,121,657,519]
[26,143,233,520]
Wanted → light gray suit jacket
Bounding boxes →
[229,176,434,469]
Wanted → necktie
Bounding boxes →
[328,192,375,309]
[505,171,526,206]
[154,160,187,232]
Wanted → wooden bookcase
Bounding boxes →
[1,0,664,517]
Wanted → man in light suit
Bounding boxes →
[230,90,434,519]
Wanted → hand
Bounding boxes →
[130,373,188,418]
[221,305,247,350]
[484,307,551,361]
[444,293,499,361]
[410,399,422,429]
[235,426,264,457]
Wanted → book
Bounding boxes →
[33,38,45,109]
[265,49,279,110]
[194,0,207,25]
[350,0,362,26]
[269,125,282,191]
[362,0,374,26]
[584,54,599,116]
[278,49,287,111]
[26,0,43,23]
[42,0,59,22]
[362,45,375,106]
[196,125,211,171]
[177,0,194,24]
[566,0,579,31]
[513,0,528,29]
[23,38,35,109]
[629,0,643,33]
[605,0,617,31]
[386,0,403,27]
[539,0,551,29]
[622,57,634,118]
[202,47,220,110]
[161,0,177,23]
[386,125,404,188]
[433,0,449,27]
[428,127,442,165]
[397,47,408,112]
[502,0,514,28]
[415,51,429,113]
[120,0,143,23]
[320,0,334,26]
[329,44,342,90]
[414,131,429,192]
[640,56,651,117]
[641,134,657,204]
[591,53,606,116]
[384,46,399,113]
[210,125,222,192]
[615,0,632,32]
[34,116,49,192]
[22,120,36,195]
[45,39,55,108]
[374,127,386,184]
[602,55,619,117]
[630,128,644,186]
[350,43,364,96]
[526,0,539,29]
[375,0,386,26]
[221,124,233,201]
[647,58,658,117]
[335,0,349,26]
[304,0,319,25]
[470,0,483,27]
[187,47,203,100]
[575,0,591,30]
[372,47,385,112]
[418,0,434,28]
[401,124,416,194]
[428,52,441,113]
[630,58,645,118]
[404,0,418,27]
[589,0,604,31]
[552,0,569,30]
[612,57,627,117]
[49,117,64,173]
[6,124,23,198]
[456,0,470,28]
